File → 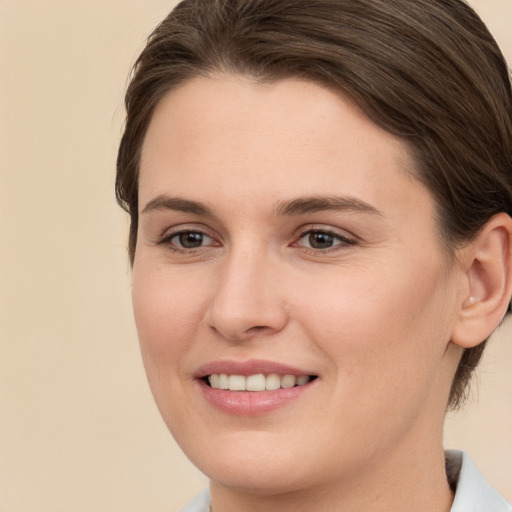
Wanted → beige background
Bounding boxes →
[1,1,511,510]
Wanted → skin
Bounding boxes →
[132,75,471,512]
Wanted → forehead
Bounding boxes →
[140,75,420,204]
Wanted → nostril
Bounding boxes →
[247,325,270,333]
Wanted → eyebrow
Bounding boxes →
[274,195,383,217]
[141,194,382,218]
[141,195,214,216]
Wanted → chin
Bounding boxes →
[205,460,310,496]
[178,430,316,495]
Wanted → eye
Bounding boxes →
[295,229,355,251]
[175,231,208,248]
[163,230,218,251]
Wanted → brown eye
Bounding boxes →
[307,231,335,249]
[296,229,355,251]
[167,231,215,250]
[177,232,205,248]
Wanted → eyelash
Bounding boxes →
[157,227,356,254]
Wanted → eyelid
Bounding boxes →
[158,222,215,239]
[294,224,356,240]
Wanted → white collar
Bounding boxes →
[447,450,511,511]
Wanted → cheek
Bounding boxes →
[295,259,454,404]
[130,265,215,436]
[131,265,207,375]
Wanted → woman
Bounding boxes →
[116,1,512,510]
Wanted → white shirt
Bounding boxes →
[448,450,511,512]
[178,450,511,512]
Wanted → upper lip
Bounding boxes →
[193,359,317,379]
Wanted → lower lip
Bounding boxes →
[198,379,315,416]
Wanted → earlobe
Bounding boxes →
[451,213,512,349]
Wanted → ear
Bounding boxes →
[451,213,512,349]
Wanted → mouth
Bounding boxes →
[204,373,317,392]
[195,361,318,415]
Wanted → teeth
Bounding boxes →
[281,375,296,388]
[209,374,220,388]
[228,375,246,391]
[265,373,281,391]
[218,374,229,389]
[246,374,266,392]
[208,373,312,391]
[296,375,309,386]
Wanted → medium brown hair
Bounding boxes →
[116,0,512,409]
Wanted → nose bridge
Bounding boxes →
[205,242,287,341]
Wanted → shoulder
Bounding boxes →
[447,450,511,512]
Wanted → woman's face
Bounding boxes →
[133,76,464,494]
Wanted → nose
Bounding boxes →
[204,249,289,342]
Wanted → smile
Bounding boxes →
[207,373,314,392]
